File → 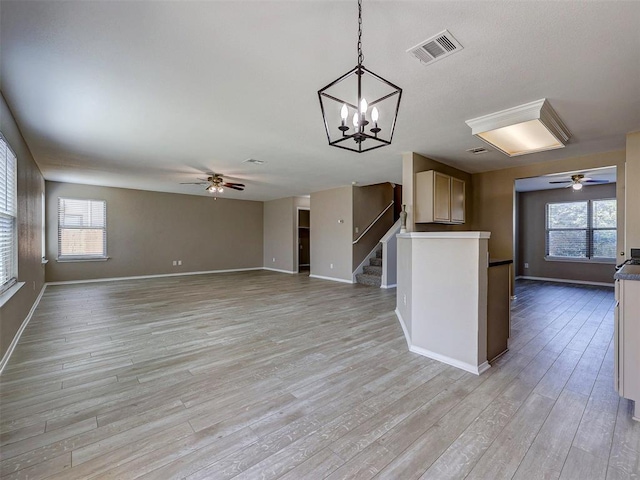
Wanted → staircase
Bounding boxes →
[356,246,382,287]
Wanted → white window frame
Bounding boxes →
[57,197,108,261]
[0,132,18,295]
[545,198,616,264]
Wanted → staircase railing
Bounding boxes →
[352,201,394,245]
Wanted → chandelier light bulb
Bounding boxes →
[353,112,359,128]
[341,104,349,121]
[360,98,368,115]
[218,187,224,193]
[572,182,583,191]
[371,106,379,123]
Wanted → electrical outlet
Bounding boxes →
[355,227,359,234]
[172,260,177,266]
[272,257,276,262]
[524,263,529,269]
[178,260,182,266]
[330,263,334,269]
[403,294,407,306]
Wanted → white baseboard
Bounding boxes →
[381,283,397,289]
[46,267,264,286]
[394,308,489,375]
[309,274,354,284]
[518,276,614,287]
[409,345,491,375]
[394,308,411,349]
[0,284,47,375]
[262,268,297,274]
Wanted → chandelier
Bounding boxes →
[318,0,402,153]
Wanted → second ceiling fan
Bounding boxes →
[549,174,608,191]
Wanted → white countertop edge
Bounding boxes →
[397,231,491,239]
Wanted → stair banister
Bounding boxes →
[352,201,394,245]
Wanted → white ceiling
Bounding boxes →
[1,1,639,201]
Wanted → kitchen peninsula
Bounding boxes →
[395,231,495,374]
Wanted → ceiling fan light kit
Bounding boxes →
[180,174,245,195]
[318,0,402,153]
[465,99,571,157]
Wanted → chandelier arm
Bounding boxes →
[359,66,403,91]
[319,92,358,110]
[368,90,401,107]
[317,66,359,92]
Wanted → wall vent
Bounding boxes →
[466,147,490,155]
[407,30,463,65]
[243,158,265,165]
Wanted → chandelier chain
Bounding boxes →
[357,0,364,65]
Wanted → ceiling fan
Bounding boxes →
[181,174,245,193]
[548,174,608,191]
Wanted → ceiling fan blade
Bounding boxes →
[224,184,245,191]
[584,179,609,183]
[549,180,571,184]
[180,182,209,185]
[223,182,245,187]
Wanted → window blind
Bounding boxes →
[0,133,18,292]
[58,198,106,258]
[591,199,616,258]
[546,199,616,260]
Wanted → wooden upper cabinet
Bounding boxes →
[450,176,465,224]
[415,170,465,224]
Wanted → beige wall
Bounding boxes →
[310,186,353,282]
[626,132,640,255]
[402,152,473,233]
[352,183,394,270]
[471,150,626,267]
[264,197,296,273]
[517,183,617,284]
[46,182,263,282]
[263,196,310,273]
[0,94,46,359]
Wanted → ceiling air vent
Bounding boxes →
[243,158,265,165]
[466,147,490,155]
[407,30,463,65]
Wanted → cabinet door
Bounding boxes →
[414,170,435,223]
[433,172,451,222]
[451,177,465,224]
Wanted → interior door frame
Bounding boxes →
[296,207,311,272]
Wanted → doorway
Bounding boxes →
[513,166,618,286]
[297,208,310,273]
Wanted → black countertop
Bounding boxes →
[489,258,513,268]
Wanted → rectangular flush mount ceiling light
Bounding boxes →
[465,99,570,157]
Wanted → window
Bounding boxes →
[546,199,616,261]
[0,133,18,293]
[58,198,107,259]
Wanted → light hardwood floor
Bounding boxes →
[1,272,639,479]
